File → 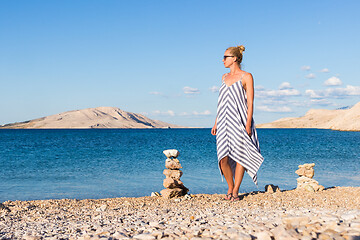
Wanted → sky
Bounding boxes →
[1,1,360,127]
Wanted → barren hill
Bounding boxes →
[256,102,360,131]
[0,107,184,129]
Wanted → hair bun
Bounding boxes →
[237,45,245,54]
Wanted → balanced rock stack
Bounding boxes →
[295,163,324,192]
[160,149,189,199]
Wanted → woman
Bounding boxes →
[211,45,264,201]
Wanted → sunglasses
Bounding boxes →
[223,55,234,60]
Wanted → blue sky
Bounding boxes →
[1,1,359,127]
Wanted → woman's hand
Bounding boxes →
[246,124,252,137]
[211,124,217,135]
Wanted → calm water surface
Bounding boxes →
[0,128,359,202]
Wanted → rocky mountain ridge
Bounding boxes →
[1,107,183,129]
[256,102,360,131]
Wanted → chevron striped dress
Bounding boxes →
[216,74,264,185]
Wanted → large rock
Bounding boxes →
[163,149,179,158]
[265,184,280,193]
[297,176,324,191]
[160,188,184,199]
[295,163,315,178]
[163,169,183,180]
[165,159,182,170]
[163,178,184,189]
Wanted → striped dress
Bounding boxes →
[216,73,264,185]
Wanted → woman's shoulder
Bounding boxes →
[241,71,253,82]
[221,73,229,81]
[241,71,252,78]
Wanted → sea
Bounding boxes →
[0,128,359,202]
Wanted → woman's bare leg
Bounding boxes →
[232,162,245,197]
[220,156,234,194]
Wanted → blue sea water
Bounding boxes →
[0,128,359,202]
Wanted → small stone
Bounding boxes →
[304,184,315,192]
[235,232,252,240]
[255,231,272,240]
[23,236,42,240]
[113,232,128,239]
[150,192,161,197]
[271,226,298,240]
[150,230,163,238]
[341,213,358,221]
[318,233,332,240]
[133,233,156,240]
[297,176,319,185]
[295,163,315,178]
[99,205,107,211]
[149,221,159,227]
[163,149,179,158]
[184,194,192,200]
[163,169,183,179]
[282,216,310,226]
[165,159,182,170]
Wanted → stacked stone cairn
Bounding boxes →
[295,163,324,192]
[160,149,189,199]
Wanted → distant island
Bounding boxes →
[256,102,360,131]
[0,107,184,129]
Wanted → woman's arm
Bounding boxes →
[211,118,217,135]
[244,73,254,136]
[211,74,226,136]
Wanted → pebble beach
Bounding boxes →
[1,187,359,240]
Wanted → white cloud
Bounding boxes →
[259,99,306,107]
[255,85,265,90]
[320,68,330,73]
[305,89,322,99]
[256,88,301,98]
[183,86,200,94]
[305,85,360,99]
[167,110,175,116]
[192,110,211,116]
[179,112,190,116]
[209,86,219,93]
[279,82,292,90]
[180,110,212,116]
[305,73,316,79]
[256,82,301,100]
[324,76,342,86]
[152,110,175,116]
[257,106,292,113]
[301,66,311,71]
[309,99,334,106]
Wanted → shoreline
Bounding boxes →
[1,187,359,239]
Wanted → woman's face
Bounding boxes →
[223,50,235,68]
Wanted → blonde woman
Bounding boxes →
[211,45,264,201]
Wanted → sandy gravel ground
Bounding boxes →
[1,187,359,240]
